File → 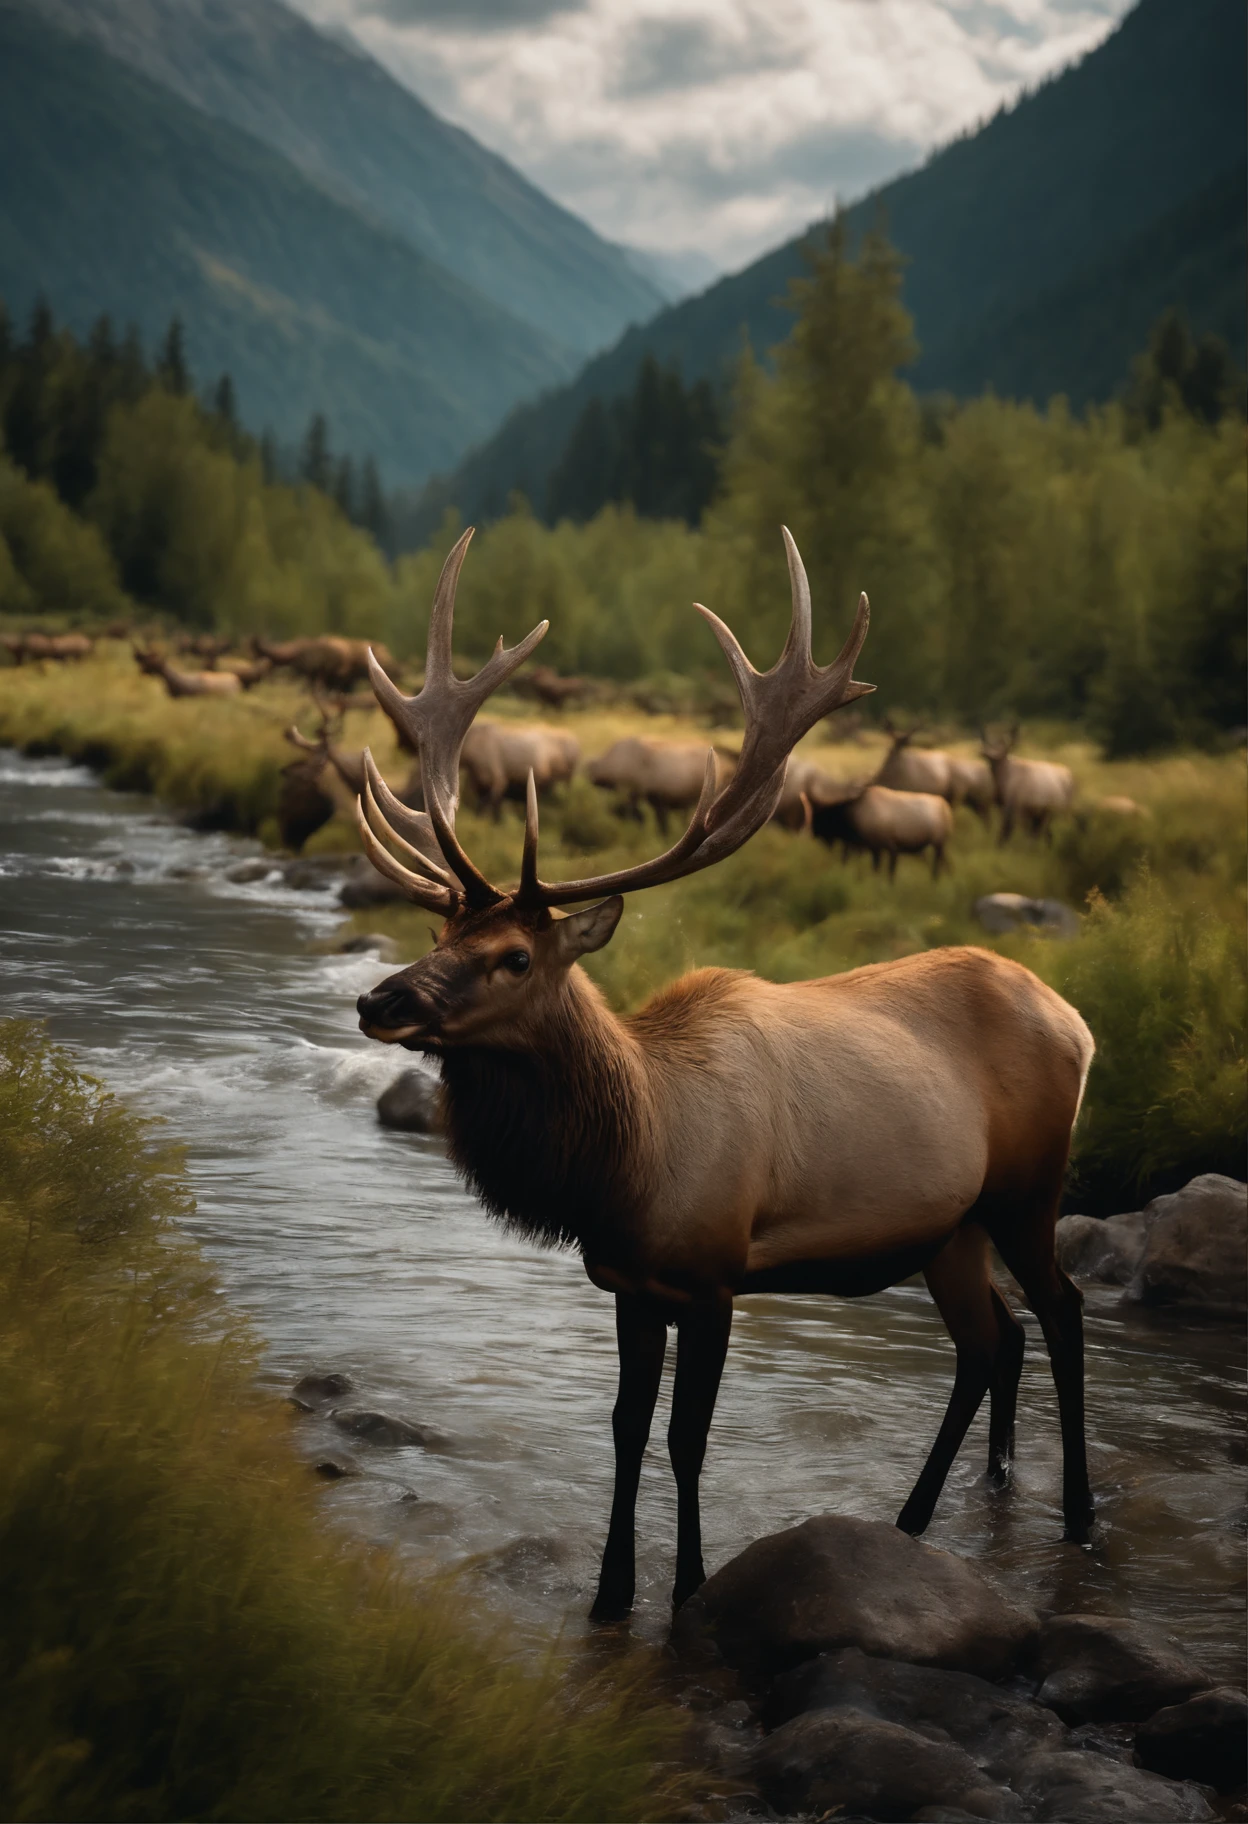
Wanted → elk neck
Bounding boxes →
[438,966,657,1257]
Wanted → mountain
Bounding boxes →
[23,0,664,360]
[423,0,1245,533]
[0,1,583,485]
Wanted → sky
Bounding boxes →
[288,0,1134,281]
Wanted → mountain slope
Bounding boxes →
[25,0,664,358]
[425,0,1246,531]
[0,2,578,486]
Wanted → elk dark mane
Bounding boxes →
[440,978,651,1252]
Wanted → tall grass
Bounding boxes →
[0,1021,684,1822]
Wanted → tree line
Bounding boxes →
[1,252,1243,756]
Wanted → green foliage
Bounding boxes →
[547,355,724,527]
[1025,878,1247,1208]
[0,1020,682,1821]
[0,456,125,620]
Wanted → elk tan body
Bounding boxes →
[589,736,735,830]
[352,527,1098,1621]
[877,723,994,820]
[811,781,953,878]
[983,728,1075,842]
[254,634,395,692]
[134,647,242,697]
[462,720,580,817]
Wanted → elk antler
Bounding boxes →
[356,527,548,914]
[513,527,873,906]
[357,526,872,915]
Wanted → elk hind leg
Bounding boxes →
[591,1295,668,1622]
[990,1213,1093,1543]
[987,1285,1025,1485]
[668,1291,732,1609]
[897,1223,1009,1536]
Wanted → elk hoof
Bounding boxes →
[589,1587,634,1624]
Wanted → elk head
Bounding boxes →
[355,526,874,1056]
[980,721,1020,765]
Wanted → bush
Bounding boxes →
[0,1021,683,1821]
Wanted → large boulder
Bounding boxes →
[1034,1615,1213,1724]
[339,855,409,908]
[1135,1686,1248,1793]
[1055,1211,1150,1285]
[377,1069,443,1134]
[766,1647,1065,1782]
[330,1408,449,1450]
[1128,1175,1247,1315]
[1015,1749,1215,1822]
[753,1707,1020,1821]
[671,1515,1038,1681]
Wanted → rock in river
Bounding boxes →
[1128,1174,1248,1315]
[1055,1210,1151,1286]
[330,1408,448,1450]
[1014,1749,1215,1821]
[1033,1614,1213,1724]
[754,1707,1021,1820]
[671,1514,1038,1681]
[377,1069,443,1134]
[766,1646,1065,1781]
[1135,1686,1248,1792]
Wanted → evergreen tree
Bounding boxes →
[156,317,189,395]
[359,456,388,543]
[1125,308,1239,430]
[212,374,237,428]
[332,453,356,520]
[259,428,279,484]
[299,412,331,492]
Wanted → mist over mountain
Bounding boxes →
[423,0,1244,536]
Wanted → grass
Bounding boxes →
[0,1020,687,1822]
[1,648,1244,1210]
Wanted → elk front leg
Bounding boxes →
[591,1294,668,1622]
[668,1290,732,1610]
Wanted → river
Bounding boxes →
[0,750,1242,1679]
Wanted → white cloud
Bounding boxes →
[289,0,1132,273]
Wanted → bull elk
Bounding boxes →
[809,779,954,879]
[463,721,580,819]
[354,528,1096,1620]
[133,646,242,698]
[981,725,1075,844]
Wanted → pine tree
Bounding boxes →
[156,317,189,395]
[332,453,356,520]
[299,412,331,492]
[212,374,237,428]
[359,456,388,543]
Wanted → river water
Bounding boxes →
[0,751,1243,1680]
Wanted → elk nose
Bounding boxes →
[356,983,417,1028]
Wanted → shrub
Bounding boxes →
[0,1021,683,1822]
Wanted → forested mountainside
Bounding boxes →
[422,0,1245,535]
[0,2,581,486]
[24,0,663,357]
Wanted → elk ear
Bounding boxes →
[555,896,624,961]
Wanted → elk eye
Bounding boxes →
[502,949,530,975]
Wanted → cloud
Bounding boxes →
[289,0,1132,271]
[360,0,584,28]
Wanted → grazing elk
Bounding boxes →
[772,755,838,830]
[588,736,735,834]
[982,725,1075,844]
[462,720,580,819]
[809,779,954,879]
[252,634,398,693]
[2,630,94,663]
[877,719,994,821]
[353,528,1097,1620]
[133,646,242,697]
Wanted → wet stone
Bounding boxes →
[225,858,278,883]
[1034,1614,1213,1724]
[1128,1174,1248,1316]
[338,931,399,958]
[377,1069,442,1134]
[339,855,409,907]
[753,1707,1021,1821]
[671,1514,1038,1682]
[313,1458,359,1479]
[330,1408,447,1450]
[1015,1748,1216,1821]
[1055,1211,1150,1286]
[283,856,345,891]
[765,1647,1065,1782]
[292,1370,354,1403]
[1135,1686,1248,1793]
